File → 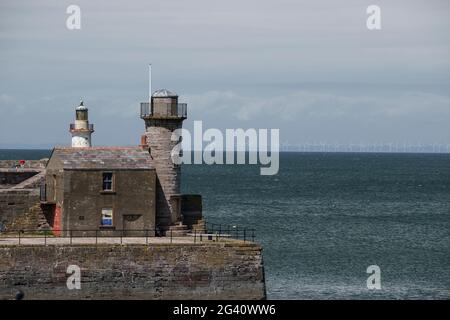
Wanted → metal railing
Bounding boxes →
[140,102,187,119]
[69,123,94,131]
[0,224,256,245]
[201,222,256,243]
[140,102,151,117]
[177,103,187,118]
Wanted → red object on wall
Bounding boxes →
[53,205,62,236]
[139,134,148,149]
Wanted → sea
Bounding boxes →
[1,150,449,299]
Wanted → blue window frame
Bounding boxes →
[101,208,113,226]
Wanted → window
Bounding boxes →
[101,208,113,226]
[102,172,113,191]
[76,110,88,120]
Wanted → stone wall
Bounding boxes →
[0,158,47,230]
[61,169,156,235]
[0,242,266,300]
[0,159,47,169]
[0,189,41,229]
[0,171,40,188]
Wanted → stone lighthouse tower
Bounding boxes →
[70,100,94,147]
[140,88,187,231]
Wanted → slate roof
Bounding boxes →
[50,147,154,170]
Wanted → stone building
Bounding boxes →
[0,78,203,236]
[0,73,266,301]
[41,147,156,236]
[36,87,202,236]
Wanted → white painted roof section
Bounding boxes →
[152,89,177,98]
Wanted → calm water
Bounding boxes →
[182,152,450,299]
[2,150,450,299]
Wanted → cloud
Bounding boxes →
[181,89,450,145]
[1,88,450,147]
[185,90,450,122]
[0,93,14,104]
[1,0,450,147]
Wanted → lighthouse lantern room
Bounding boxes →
[70,100,94,147]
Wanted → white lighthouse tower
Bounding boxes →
[70,100,94,147]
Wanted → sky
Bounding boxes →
[0,0,449,150]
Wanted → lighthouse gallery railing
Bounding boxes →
[140,102,187,118]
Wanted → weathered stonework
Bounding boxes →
[60,169,156,235]
[0,171,39,188]
[0,159,48,230]
[41,148,157,235]
[0,189,43,230]
[0,242,266,300]
[145,119,183,229]
[0,160,47,170]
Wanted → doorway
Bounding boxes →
[122,214,143,237]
